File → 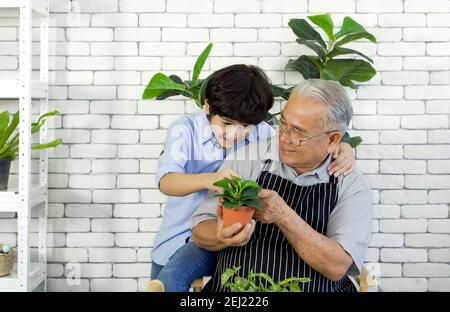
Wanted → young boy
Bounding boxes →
[150,64,355,292]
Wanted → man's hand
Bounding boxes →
[254,189,289,225]
[216,205,255,247]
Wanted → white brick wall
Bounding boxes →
[0,0,449,292]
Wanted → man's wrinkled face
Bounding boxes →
[278,94,336,173]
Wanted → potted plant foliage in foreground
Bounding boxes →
[0,110,62,189]
[222,266,311,292]
[213,176,262,227]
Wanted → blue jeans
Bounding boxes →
[150,242,216,292]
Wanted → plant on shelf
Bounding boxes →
[221,266,311,292]
[0,110,62,189]
[213,176,262,227]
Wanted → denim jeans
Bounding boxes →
[150,242,216,292]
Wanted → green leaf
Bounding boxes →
[296,39,327,60]
[308,14,334,41]
[271,85,292,100]
[335,16,375,41]
[322,59,376,88]
[221,266,240,287]
[288,18,327,49]
[327,46,373,63]
[32,138,62,150]
[192,43,213,86]
[221,199,240,209]
[0,111,10,136]
[242,198,262,209]
[349,135,363,148]
[197,76,210,107]
[142,73,187,99]
[213,179,230,189]
[335,32,377,47]
[0,111,17,149]
[286,56,321,80]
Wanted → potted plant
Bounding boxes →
[0,110,62,189]
[213,176,262,227]
[221,266,311,292]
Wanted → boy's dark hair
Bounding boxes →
[204,64,273,125]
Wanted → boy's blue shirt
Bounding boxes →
[151,111,275,266]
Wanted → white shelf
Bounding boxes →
[0,79,48,99]
[0,262,45,292]
[0,0,48,17]
[0,184,46,212]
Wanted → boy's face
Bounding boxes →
[204,103,252,149]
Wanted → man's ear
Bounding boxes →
[327,131,343,154]
[203,101,210,114]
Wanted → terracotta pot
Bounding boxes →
[222,205,255,228]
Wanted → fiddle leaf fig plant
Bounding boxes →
[221,266,311,292]
[285,13,377,90]
[142,42,213,107]
[213,176,263,210]
[0,110,62,160]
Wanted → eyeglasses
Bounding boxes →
[278,119,339,147]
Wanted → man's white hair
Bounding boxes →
[290,79,353,132]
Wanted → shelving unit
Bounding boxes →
[0,0,49,292]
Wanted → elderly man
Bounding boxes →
[191,79,372,292]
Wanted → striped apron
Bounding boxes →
[209,159,356,292]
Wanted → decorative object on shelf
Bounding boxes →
[0,110,62,189]
[0,244,15,277]
[213,176,262,227]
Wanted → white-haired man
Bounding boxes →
[191,79,372,292]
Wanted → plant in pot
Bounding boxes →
[213,176,262,227]
[221,266,311,292]
[0,110,62,190]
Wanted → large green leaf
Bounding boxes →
[242,198,262,209]
[286,56,321,79]
[142,73,187,99]
[348,135,363,148]
[322,59,376,88]
[334,16,376,46]
[296,39,326,60]
[0,111,17,149]
[197,76,210,107]
[271,85,292,100]
[288,18,326,49]
[308,14,334,41]
[192,43,213,86]
[335,16,371,39]
[327,46,373,63]
[32,138,62,150]
[0,111,10,136]
[335,32,376,47]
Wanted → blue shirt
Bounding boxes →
[151,111,275,265]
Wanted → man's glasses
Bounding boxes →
[278,119,339,147]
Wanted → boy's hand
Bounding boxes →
[328,142,355,177]
[216,205,255,247]
[205,168,240,193]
